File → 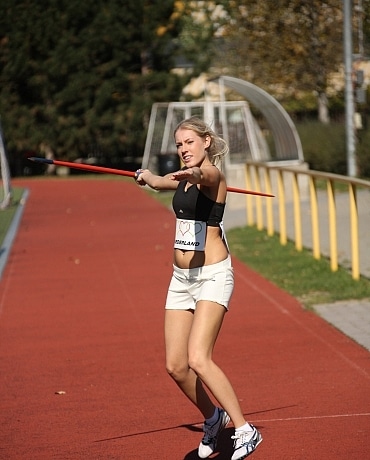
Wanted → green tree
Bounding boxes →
[214,0,345,123]
[0,0,200,167]
[360,0,370,56]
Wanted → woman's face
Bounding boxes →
[175,128,210,168]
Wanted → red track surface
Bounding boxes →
[1,178,369,460]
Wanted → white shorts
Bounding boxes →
[165,256,234,311]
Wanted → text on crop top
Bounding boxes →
[172,181,228,251]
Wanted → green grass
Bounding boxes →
[227,226,370,308]
[146,189,370,308]
[146,190,175,208]
[0,188,25,244]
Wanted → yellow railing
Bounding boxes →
[244,162,370,280]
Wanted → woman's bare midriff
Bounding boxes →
[173,227,228,269]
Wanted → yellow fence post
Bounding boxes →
[327,180,338,272]
[292,172,302,251]
[349,183,360,280]
[309,176,320,259]
[277,169,287,245]
[255,166,263,230]
[265,167,274,236]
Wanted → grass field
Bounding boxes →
[227,225,370,308]
[0,187,25,245]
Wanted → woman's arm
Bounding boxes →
[135,169,179,191]
[171,165,221,187]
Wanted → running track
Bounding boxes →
[0,178,369,459]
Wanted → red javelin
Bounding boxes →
[28,157,274,197]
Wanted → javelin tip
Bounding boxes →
[28,157,53,164]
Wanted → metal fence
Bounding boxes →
[243,162,370,280]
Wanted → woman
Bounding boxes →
[135,117,262,460]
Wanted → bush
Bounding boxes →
[295,119,370,179]
[296,121,347,174]
[356,114,370,178]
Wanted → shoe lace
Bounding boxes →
[202,420,220,443]
[231,430,253,449]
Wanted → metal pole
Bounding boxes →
[0,121,12,209]
[343,0,357,177]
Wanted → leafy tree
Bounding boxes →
[360,0,370,55]
[174,1,231,76]
[213,0,345,123]
[0,0,201,168]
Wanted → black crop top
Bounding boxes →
[172,181,225,226]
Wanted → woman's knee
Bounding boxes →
[187,352,209,377]
[165,360,189,382]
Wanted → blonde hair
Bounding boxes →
[174,116,229,165]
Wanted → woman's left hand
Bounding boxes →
[171,168,200,183]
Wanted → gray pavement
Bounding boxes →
[313,299,370,352]
[224,189,370,353]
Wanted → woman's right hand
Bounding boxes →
[135,169,148,186]
[134,169,178,191]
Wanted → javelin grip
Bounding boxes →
[28,157,274,197]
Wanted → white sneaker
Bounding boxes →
[231,425,262,460]
[198,408,230,458]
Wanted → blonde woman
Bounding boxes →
[135,117,262,459]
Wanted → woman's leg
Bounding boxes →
[187,300,246,429]
[164,309,215,419]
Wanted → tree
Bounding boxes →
[0,0,203,167]
[213,0,345,123]
[358,0,370,56]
